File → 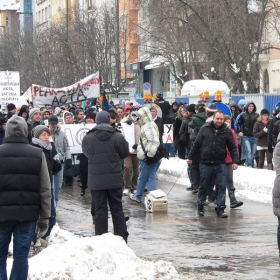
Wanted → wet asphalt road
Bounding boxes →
[57,179,279,280]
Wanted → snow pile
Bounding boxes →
[158,157,275,204]
[19,226,180,280]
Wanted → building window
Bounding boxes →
[264,69,269,93]
[121,13,126,33]
[6,17,8,26]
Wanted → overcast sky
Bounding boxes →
[0,0,16,9]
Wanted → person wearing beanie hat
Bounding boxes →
[186,104,196,113]
[237,101,259,167]
[85,112,96,123]
[27,108,42,143]
[95,111,110,125]
[41,109,50,120]
[0,117,7,145]
[155,92,171,121]
[237,99,247,112]
[253,108,273,170]
[30,124,59,247]
[7,103,16,113]
[0,115,51,278]
[18,105,29,121]
[48,115,59,124]
[82,108,129,242]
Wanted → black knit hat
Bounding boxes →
[86,112,96,121]
[186,104,196,113]
[260,108,269,115]
[48,116,59,124]
[0,117,7,126]
[7,103,16,111]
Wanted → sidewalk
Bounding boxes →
[157,157,275,204]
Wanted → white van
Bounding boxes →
[181,80,230,96]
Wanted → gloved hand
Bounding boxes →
[36,218,49,239]
[126,120,132,125]
[66,158,72,170]
[132,144,138,150]
[263,127,268,133]
[268,145,273,154]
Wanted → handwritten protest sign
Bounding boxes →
[32,71,100,108]
[162,124,173,143]
[0,71,20,105]
[60,122,135,154]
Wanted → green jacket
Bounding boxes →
[179,116,192,148]
[188,112,207,142]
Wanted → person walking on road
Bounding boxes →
[82,111,129,242]
[0,116,51,279]
[187,111,239,218]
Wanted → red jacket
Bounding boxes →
[225,128,238,163]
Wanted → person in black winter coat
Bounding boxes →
[82,111,129,242]
[187,111,239,218]
[31,125,61,246]
[154,92,171,121]
[267,106,280,153]
[237,101,259,167]
[18,105,29,121]
[0,117,7,145]
[0,116,51,279]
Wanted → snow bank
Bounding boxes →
[158,157,275,204]
[21,226,180,280]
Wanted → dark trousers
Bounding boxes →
[79,154,88,189]
[198,163,227,213]
[191,152,201,190]
[91,188,128,242]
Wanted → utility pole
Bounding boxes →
[116,0,121,97]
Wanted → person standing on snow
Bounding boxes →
[237,101,259,167]
[0,116,51,279]
[82,111,129,242]
[48,116,72,207]
[187,111,239,218]
[129,107,160,203]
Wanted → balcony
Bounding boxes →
[129,0,140,10]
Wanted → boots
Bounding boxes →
[229,190,243,208]
[197,204,204,216]
[268,163,274,170]
[216,206,228,218]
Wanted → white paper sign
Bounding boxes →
[162,124,174,143]
[32,71,100,108]
[60,123,135,154]
[0,71,20,104]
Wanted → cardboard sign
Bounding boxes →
[0,71,20,104]
[60,123,135,154]
[32,72,100,108]
[162,124,173,143]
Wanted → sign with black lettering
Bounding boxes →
[162,124,173,143]
[60,123,135,154]
[31,71,100,108]
[0,71,20,104]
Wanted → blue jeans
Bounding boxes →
[198,164,227,212]
[243,136,257,167]
[53,163,64,208]
[0,221,36,280]
[135,160,159,200]
[163,143,175,157]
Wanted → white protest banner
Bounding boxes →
[32,71,100,108]
[0,71,20,104]
[60,122,135,154]
[162,124,173,144]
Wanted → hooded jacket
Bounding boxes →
[188,112,207,142]
[0,116,51,222]
[229,101,239,128]
[155,98,171,120]
[82,124,129,190]
[237,101,259,136]
[49,125,71,162]
[135,107,160,160]
[273,135,280,217]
